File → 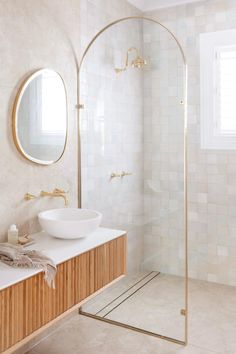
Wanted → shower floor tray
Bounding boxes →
[79,271,185,342]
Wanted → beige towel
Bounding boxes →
[0,243,57,288]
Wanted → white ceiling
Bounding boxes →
[127,0,204,11]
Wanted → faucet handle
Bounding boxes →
[53,188,68,194]
[24,193,37,201]
[110,173,122,179]
[121,171,132,177]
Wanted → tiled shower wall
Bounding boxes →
[146,0,236,286]
[142,22,185,276]
[81,0,236,285]
[80,4,187,277]
[79,3,145,273]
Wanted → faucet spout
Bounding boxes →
[40,188,69,206]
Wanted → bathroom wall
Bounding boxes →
[3,0,234,287]
[0,0,141,248]
[145,0,236,286]
[142,22,186,276]
[78,0,141,55]
[79,2,145,274]
[0,0,81,242]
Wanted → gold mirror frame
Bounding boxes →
[12,69,68,165]
[77,16,188,346]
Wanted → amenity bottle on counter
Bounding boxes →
[8,224,19,245]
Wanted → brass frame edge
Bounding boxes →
[12,68,69,166]
[79,310,185,346]
[184,61,189,347]
[78,17,186,68]
[77,16,188,346]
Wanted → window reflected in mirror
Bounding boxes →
[13,69,67,165]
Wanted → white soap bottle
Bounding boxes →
[8,225,19,245]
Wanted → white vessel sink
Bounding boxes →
[38,208,102,239]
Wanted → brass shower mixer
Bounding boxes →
[115,47,146,73]
[110,171,133,179]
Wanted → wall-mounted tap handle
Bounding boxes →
[53,188,68,194]
[111,172,132,179]
[24,193,37,201]
[121,171,132,177]
[110,172,122,179]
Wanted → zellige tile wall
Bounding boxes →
[79,2,145,274]
[146,0,236,286]
[142,21,186,277]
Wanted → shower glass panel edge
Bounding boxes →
[78,16,188,346]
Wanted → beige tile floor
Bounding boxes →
[81,272,185,341]
[24,275,236,354]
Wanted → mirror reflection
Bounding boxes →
[13,69,67,165]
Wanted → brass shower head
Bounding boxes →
[115,47,146,73]
[131,55,147,69]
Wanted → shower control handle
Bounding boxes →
[110,172,122,179]
[110,171,133,179]
[121,171,132,177]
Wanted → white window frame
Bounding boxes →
[200,29,236,150]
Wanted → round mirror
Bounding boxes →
[13,69,68,165]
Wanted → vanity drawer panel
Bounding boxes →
[0,235,126,353]
[0,282,24,351]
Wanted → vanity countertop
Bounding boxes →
[0,227,126,291]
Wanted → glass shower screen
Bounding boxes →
[79,17,187,345]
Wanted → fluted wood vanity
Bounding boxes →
[0,229,126,353]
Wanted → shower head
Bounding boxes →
[115,47,146,73]
[131,55,147,69]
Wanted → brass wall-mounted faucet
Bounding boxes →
[24,193,37,201]
[121,171,132,177]
[110,171,133,179]
[24,188,69,206]
[40,188,69,206]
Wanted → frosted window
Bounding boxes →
[200,29,236,149]
[216,48,236,134]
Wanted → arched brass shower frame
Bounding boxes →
[77,16,188,347]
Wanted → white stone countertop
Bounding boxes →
[0,227,126,291]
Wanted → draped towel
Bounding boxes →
[0,243,57,288]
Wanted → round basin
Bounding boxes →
[38,208,102,239]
